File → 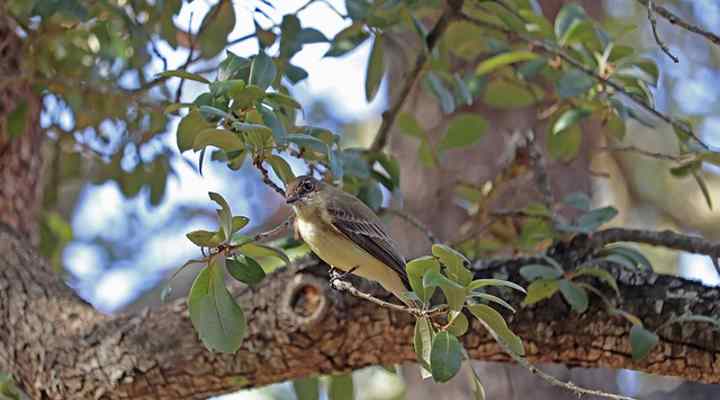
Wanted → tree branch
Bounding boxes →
[458,13,710,150]
[369,0,464,152]
[634,0,720,48]
[4,224,720,399]
[646,0,679,63]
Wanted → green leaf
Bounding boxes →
[475,51,539,75]
[547,123,581,162]
[406,256,441,303]
[325,24,369,57]
[328,374,354,400]
[293,377,320,400]
[553,108,591,135]
[265,92,302,110]
[414,317,434,373]
[237,242,290,265]
[258,106,287,144]
[522,279,560,305]
[209,192,233,240]
[440,114,489,150]
[574,266,619,296]
[429,331,463,383]
[554,3,588,43]
[599,245,652,270]
[193,129,245,152]
[227,255,266,286]
[519,264,563,281]
[267,155,295,185]
[423,270,466,311]
[198,0,236,58]
[629,325,658,361]
[558,279,588,313]
[468,279,526,293]
[447,310,470,336]
[186,230,224,247]
[470,292,516,313]
[365,34,385,102]
[482,80,543,109]
[232,216,249,233]
[425,72,455,113]
[177,110,213,153]
[218,51,251,81]
[249,52,277,91]
[431,244,473,286]
[556,69,594,99]
[468,304,525,356]
[285,64,309,84]
[188,259,247,353]
[158,69,210,84]
[561,206,618,233]
[231,85,266,109]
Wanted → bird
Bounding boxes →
[285,175,411,304]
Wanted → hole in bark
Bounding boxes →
[281,274,329,328]
[290,284,322,317]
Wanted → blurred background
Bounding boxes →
[28,0,720,398]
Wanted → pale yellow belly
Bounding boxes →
[296,217,408,299]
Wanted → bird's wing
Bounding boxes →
[326,193,409,287]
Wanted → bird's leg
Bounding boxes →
[329,265,359,288]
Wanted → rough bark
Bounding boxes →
[0,10,44,243]
[3,224,720,400]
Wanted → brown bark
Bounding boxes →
[2,224,720,399]
[0,10,44,243]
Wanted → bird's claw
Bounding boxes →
[329,266,359,289]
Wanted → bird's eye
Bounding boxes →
[302,181,314,192]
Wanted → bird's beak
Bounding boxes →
[286,195,299,204]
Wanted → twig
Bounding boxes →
[253,217,293,241]
[369,0,464,152]
[646,0,678,63]
[457,13,710,150]
[634,0,720,48]
[175,12,197,103]
[598,145,690,162]
[490,209,551,220]
[330,278,446,318]
[254,158,286,196]
[475,319,637,400]
[380,208,438,244]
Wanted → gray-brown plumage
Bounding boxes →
[286,175,411,301]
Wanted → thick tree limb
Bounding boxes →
[3,225,720,399]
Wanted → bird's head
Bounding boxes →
[285,175,322,206]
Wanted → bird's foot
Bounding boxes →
[329,266,359,289]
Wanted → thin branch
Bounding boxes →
[369,0,464,152]
[634,0,720,48]
[457,13,710,150]
[329,278,446,318]
[598,145,690,162]
[253,217,293,241]
[175,12,197,103]
[380,208,438,244]
[646,0,678,63]
[253,158,286,196]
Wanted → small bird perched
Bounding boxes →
[285,175,411,304]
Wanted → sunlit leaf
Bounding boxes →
[447,310,469,336]
[188,259,247,353]
[430,331,462,383]
[558,279,588,313]
[406,256,441,303]
[475,51,539,75]
[198,0,236,58]
[522,279,560,305]
[553,108,591,135]
[177,110,213,153]
[193,129,245,152]
[328,374,354,400]
[414,317,434,375]
[468,304,525,356]
[365,34,385,102]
